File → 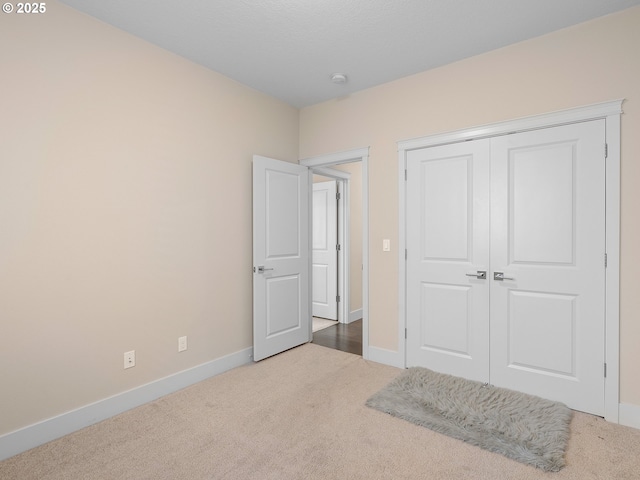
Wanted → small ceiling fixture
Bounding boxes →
[331,73,347,84]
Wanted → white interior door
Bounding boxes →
[490,121,606,415]
[405,120,606,415]
[406,140,491,382]
[312,181,338,320]
[253,155,310,362]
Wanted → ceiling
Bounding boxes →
[59,0,640,108]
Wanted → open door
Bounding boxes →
[252,155,310,361]
[312,180,338,320]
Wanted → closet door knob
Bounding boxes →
[465,271,486,279]
[493,272,515,281]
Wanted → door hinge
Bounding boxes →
[605,143,608,159]
[336,244,341,251]
[336,295,340,303]
[604,363,607,378]
[605,253,608,268]
[405,328,407,339]
[336,192,341,200]
[405,249,408,260]
[405,169,407,181]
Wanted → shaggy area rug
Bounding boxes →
[366,367,573,472]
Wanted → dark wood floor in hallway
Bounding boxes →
[312,319,362,356]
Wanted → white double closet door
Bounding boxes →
[406,120,606,416]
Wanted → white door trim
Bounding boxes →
[398,99,623,423]
[398,100,623,150]
[301,148,369,359]
[312,166,352,181]
[336,180,349,324]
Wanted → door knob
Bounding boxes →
[493,272,515,281]
[256,266,274,274]
[465,270,486,279]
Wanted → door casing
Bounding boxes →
[398,100,623,423]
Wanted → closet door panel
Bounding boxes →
[405,140,490,382]
[490,120,606,416]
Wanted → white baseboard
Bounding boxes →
[367,346,405,369]
[619,403,640,430]
[348,308,363,323]
[0,347,253,461]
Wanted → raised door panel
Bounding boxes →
[420,283,472,357]
[510,143,575,265]
[266,170,301,259]
[421,156,471,261]
[507,290,576,376]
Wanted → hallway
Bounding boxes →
[312,319,362,356]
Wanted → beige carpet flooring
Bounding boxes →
[2,343,640,480]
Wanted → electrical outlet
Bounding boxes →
[124,350,135,369]
[178,336,187,352]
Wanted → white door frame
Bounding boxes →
[301,148,369,359]
[398,100,623,423]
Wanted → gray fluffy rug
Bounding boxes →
[366,367,573,472]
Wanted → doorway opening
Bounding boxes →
[300,148,369,358]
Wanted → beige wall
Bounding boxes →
[300,7,640,406]
[3,1,640,439]
[0,1,298,435]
